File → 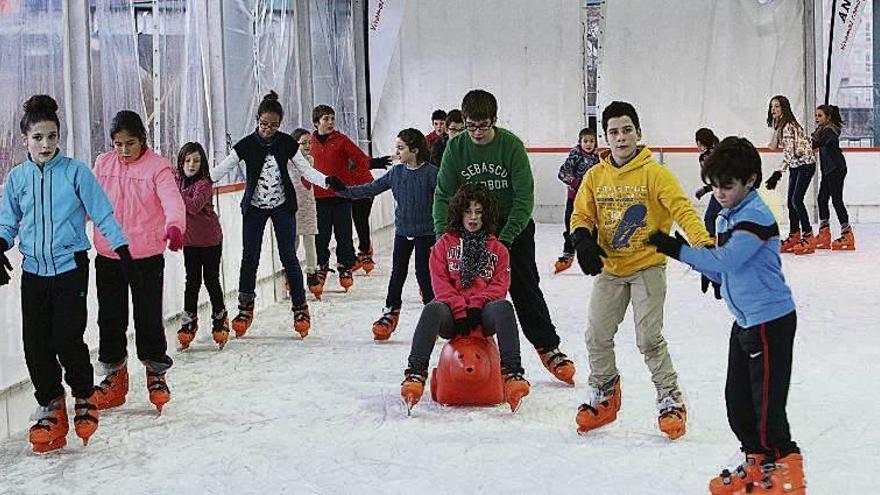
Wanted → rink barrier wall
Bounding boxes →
[2,147,878,438]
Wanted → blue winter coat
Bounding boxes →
[679,190,795,328]
[0,151,127,276]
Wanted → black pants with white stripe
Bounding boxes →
[726,311,800,459]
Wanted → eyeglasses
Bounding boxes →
[258,120,281,130]
[447,126,465,133]
[465,121,493,132]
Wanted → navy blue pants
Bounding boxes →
[385,234,435,309]
[315,197,357,270]
[726,311,799,459]
[817,168,849,227]
[786,164,815,235]
[239,203,305,307]
[562,196,575,254]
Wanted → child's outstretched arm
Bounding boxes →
[333,166,394,200]
[288,149,328,187]
[652,225,770,276]
[210,150,242,182]
[655,167,712,247]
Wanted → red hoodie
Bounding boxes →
[429,231,510,319]
[310,130,372,199]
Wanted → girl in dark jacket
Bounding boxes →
[812,104,854,250]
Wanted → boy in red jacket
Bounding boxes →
[400,184,529,413]
[308,105,390,290]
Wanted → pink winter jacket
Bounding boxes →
[429,231,511,319]
[93,148,186,259]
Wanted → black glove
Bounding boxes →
[465,307,482,331]
[370,156,392,169]
[701,275,723,300]
[114,245,138,286]
[695,185,711,200]
[765,170,782,190]
[646,230,689,260]
[0,238,12,287]
[571,227,606,276]
[325,176,346,191]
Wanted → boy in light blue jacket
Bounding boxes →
[647,137,805,494]
[0,95,130,453]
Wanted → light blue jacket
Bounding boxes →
[679,190,795,328]
[0,151,127,276]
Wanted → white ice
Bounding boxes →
[0,224,877,494]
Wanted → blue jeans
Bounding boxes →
[385,234,435,309]
[786,164,815,235]
[239,203,305,307]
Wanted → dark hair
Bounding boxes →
[579,127,597,140]
[431,109,448,121]
[292,128,311,142]
[176,142,210,181]
[110,110,148,143]
[701,136,762,189]
[816,104,844,127]
[20,95,60,134]
[446,183,499,235]
[397,128,430,163]
[312,104,335,124]
[766,95,800,130]
[695,127,719,149]
[257,91,284,121]
[445,109,463,126]
[601,101,641,133]
[461,89,497,121]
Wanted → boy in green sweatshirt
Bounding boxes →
[433,89,575,385]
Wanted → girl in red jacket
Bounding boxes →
[400,183,529,412]
[174,142,228,351]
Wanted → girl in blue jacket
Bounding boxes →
[648,137,804,495]
[0,95,131,454]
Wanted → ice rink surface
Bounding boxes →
[0,224,876,494]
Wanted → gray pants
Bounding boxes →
[407,300,522,374]
[586,265,678,396]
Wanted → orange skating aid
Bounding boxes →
[93,365,129,410]
[430,328,505,407]
[73,395,99,446]
[29,396,68,454]
[576,376,621,434]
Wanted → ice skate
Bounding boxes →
[211,309,230,350]
[372,307,400,341]
[360,245,376,275]
[93,365,129,410]
[538,347,576,385]
[293,303,311,338]
[73,394,99,446]
[177,311,197,350]
[792,232,815,255]
[502,368,530,413]
[576,376,621,434]
[146,369,170,414]
[709,453,767,494]
[307,271,324,300]
[832,228,855,251]
[657,389,687,440]
[29,396,68,454]
[815,226,831,249]
[401,369,427,415]
[736,454,806,494]
[232,301,255,337]
[780,232,801,254]
[338,267,354,291]
[553,253,574,274]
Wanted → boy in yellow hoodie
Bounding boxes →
[570,101,711,440]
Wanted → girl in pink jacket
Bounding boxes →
[91,110,186,414]
[174,142,227,351]
[400,183,529,412]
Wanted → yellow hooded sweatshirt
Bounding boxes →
[570,146,711,277]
